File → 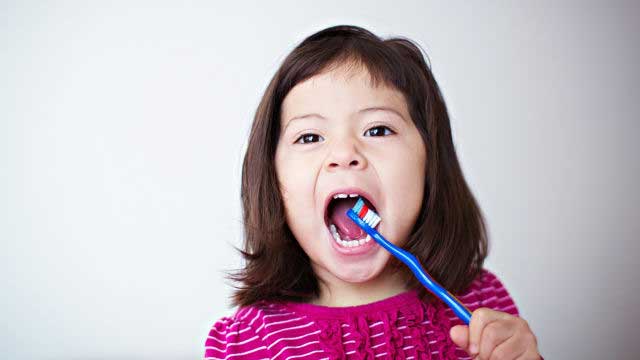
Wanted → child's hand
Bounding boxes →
[449,308,541,359]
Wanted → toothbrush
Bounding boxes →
[347,198,472,325]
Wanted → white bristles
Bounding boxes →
[363,210,372,224]
[363,208,381,228]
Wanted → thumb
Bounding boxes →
[449,324,470,350]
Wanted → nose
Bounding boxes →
[325,135,367,172]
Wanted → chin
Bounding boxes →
[331,261,386,283]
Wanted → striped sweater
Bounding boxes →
[204,269,519,360]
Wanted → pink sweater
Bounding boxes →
[204,269,519,360]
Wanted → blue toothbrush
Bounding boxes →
[347,198,472,324]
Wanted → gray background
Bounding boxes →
[2,1,638,359]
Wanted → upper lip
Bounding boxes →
[322,186,379,226]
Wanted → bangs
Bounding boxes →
[275,33,430,130]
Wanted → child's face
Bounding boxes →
[275,65,426,287]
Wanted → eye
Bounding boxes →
[364,125,395,137]
[294,133,324,145]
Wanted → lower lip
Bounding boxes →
[325,225,378,256]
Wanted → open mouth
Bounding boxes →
[323,192,379,248]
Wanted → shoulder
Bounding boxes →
[203,303,272,359]
[203,301,299,359]
[457,268,520,316]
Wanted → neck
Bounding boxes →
[311,268,410,307]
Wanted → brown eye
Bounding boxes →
[295,133,324,144]
[365,126,394,137]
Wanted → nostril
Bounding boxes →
[328,159,360,168]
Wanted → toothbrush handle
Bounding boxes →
[347,210,472,325]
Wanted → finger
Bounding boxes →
[478,320,514,360]
[490,334,526,360]
[514,324,540,360]
[468,308,510,356]
[449,325,469,350]
[515,348,541,360]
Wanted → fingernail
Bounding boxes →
[469,344,478,355]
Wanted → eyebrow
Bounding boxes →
[284,106,406,130]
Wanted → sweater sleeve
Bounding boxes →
[478,269,520,317]
[203,309,270,360]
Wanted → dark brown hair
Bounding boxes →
[229,25,488,307]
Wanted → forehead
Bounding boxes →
[280,65,408,123]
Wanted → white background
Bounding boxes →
[2,1,639,359]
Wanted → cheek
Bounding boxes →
[275,155,320,222]
[405,135,427,183]
[278,162,315,199]
[385,141,426,187]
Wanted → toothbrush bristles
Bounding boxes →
[352,198,381,227]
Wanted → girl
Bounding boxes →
[204,25,542,360]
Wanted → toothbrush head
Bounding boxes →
[351,197,382,228]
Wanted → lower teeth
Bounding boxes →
[329,224,372,247]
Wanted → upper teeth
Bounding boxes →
[333,193,359,199]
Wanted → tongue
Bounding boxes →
[329,198,366,240]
